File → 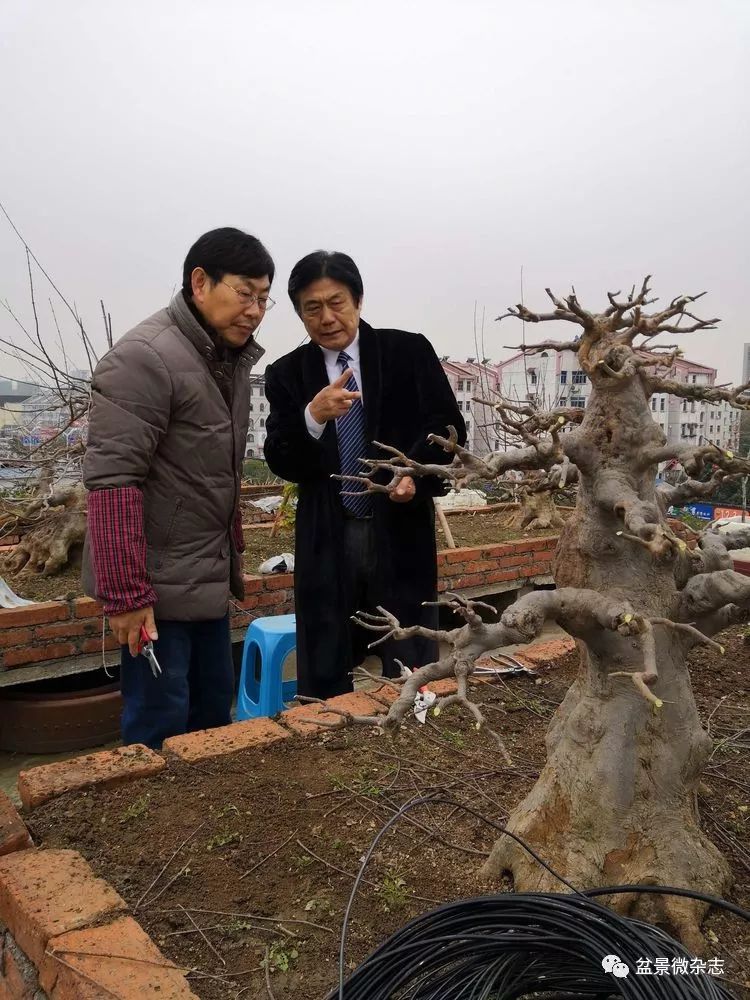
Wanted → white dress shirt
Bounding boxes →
[304,330,363,440]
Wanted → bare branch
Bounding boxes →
[503,339,581,353]
[647,376,750,410]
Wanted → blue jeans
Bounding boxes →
[120,615,234,750]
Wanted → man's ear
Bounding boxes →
[191,267,209,302]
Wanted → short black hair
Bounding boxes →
[288,251,363,313]
[182,228,275,294]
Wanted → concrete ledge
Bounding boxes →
[0,849,127,969]
[42,915,199,998]
[163,717,290,763]
[0,792,33,857]
[515,637,576,668]
[18,745,166,811]
[280,691,387,734]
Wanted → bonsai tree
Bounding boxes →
[0,212,103,577]
[327,278,750,950]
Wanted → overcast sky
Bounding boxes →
[1,0,747,385]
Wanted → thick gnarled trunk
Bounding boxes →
[483,636,727,952]
[485,377,729,950]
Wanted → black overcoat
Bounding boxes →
[264,321,466,696]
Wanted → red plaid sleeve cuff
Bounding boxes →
[87,487,158,616]
[232,504,246,554]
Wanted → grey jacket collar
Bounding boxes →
[167,290,265,370]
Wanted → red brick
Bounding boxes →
[163,717,289,763]
[238,595,260,611]
[72,597,102,620]
[2,643,77,669]
[452,572,486,589]
[516,637,576,669]
[527,537,556,551]
[240,575,263,595]
[480,543,518,559]
[0,850,126,969]
[0,933,39,999]
[18,746,166,810]
[263,573,294,591]
[281,690,386,734]
[368,684,401,706]
[484,569,523,584]
[464,559,498,574]
[257,590,287,608]
[498,554,529,568]
[35,620,96,641]
[41,915,198,999]
[80,635,119,654]
[0,603,69,628]
[0,792,32,857]
[445,546,478,564]
[427,678,458,695]
[0,628,34,650]
[435,552,448,567]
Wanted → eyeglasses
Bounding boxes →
[221,281,275,311]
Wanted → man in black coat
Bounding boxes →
[264,251,466,699]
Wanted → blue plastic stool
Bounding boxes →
[236,614,297,720]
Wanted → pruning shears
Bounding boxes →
[138,626,162,678]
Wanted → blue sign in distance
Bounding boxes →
[680,503,713,520]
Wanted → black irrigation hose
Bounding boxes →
[328,795,750,1000]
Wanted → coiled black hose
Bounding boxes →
[327,796,749,999]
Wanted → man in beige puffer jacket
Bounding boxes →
[83,228,274,749]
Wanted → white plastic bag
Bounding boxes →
[258,553,295,574]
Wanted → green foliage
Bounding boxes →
[440,728,466,749]
[276,481,298,530]
[215,803,240,820]
[206,830,243,851]
[378,872,409,911]
[242,458,280,483]
[265,941,300,973]
[670,510,705,531]
[120,793,150,824]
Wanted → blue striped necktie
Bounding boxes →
[335,351,373,517]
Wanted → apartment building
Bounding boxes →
[493,350,740,453]
[649,359,740,452]
[439,358,502,455]
[245,373,269,457]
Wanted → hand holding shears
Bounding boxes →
[138,625,162,678]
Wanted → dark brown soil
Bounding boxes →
[28,627,750,999]
[3,507,559,604]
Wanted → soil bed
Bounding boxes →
[2,507,559,604]
[29,627,750,998]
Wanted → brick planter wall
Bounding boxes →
[0,635,573,998]
[0,536,557,676]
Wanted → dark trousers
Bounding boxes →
[344,517,380,678]
[120,615,234,750]
[312,517,436,699]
